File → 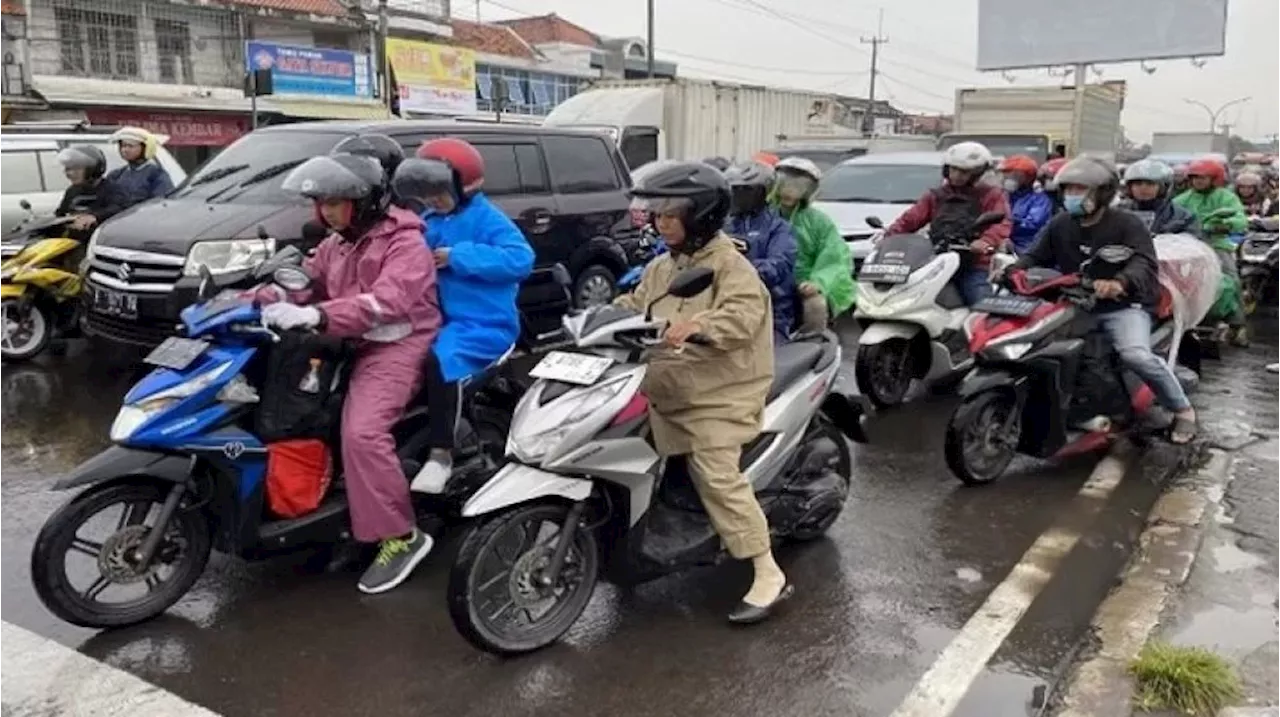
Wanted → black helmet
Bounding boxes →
[282,154,388,232]
[331,133,404,183]
[630,159,731,252]
[57,145,108,181]
[723,161,775,215]
[702,156,731,172]
[390,157,455,211]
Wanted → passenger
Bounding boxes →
[105,127,175,207]
[885,141,1012,304]
[1009,156,1197,444]
[1039,157,1068,214]
[261,150,442,594]
[1118,159,1200,235]
[723,161,798,343]
[394,138,534,493]
[53,145,127,241]
[617,159,791,624]
[999,154,1055,254]
[768,157,854,332]
[1233,171,1275,217]
[1174,157,1250,345]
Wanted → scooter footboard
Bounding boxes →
[461,462,592,518]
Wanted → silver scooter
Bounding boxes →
[444,267,867,655]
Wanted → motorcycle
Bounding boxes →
[30,247,516,629]
[444,267,866,655]
[852,211,1010,408]
[1238,218,1278,316]
[1,206,86,362]
[944,258,1183,485]
[618,224,663,292]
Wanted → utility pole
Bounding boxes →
[859,9,887,136]
[646,0,655,78]
[378,0,391,114]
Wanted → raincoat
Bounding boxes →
[1174,188,1248,250]
[105,161,174,207]
[259,206,441,542]
[725,208,797,341]
[423,193,534,383]
[1007,187,1055,253]
[614,233,773,456]
[768,192,855,315]
[1117,198,1200,236]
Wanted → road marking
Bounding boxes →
[888,450,1130,717]
[2,620,220,716]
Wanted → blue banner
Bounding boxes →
[246,41,373,99]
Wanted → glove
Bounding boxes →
[262,302,321,330]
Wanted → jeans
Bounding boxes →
[1097,307,1192,412]
[959,268,994,305]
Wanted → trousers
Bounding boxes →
[799,292,830,334]
[1097,307,1192,412]
[421,348,462,450]
[686,446,772,559]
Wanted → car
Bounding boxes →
[81,120,640,349]
[812,151,943,273]
[766,146,867,173]
[1,123,186,234]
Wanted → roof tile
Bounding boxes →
[230,0,350,18]
[449,18,537,59]
[496,13,599,48]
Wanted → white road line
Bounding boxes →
[2,620,220,717]
[888,450,1130,717]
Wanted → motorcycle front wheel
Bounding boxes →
[31,480,212,628]
[448,502,599,655]
[1,298,50,362]
[854,339,915,409]
[945,391,1021,486]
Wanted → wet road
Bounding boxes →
[3,321,1266,717]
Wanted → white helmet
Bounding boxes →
[942,141,993,172]
[775,156,822,182]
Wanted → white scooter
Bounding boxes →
[852,211,1010,408]
[444,267,867,655]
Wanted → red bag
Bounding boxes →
[266,439,332,518]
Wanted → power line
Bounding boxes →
[656,49,871,77]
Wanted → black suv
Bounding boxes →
[82,120,639,348]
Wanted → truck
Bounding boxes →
[541,77,865,169]
[1150,131,1230,156]
[937,82,1127,163]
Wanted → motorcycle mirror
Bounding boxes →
[865,215,884,230]
[19,199,31,212]
[972,211,1007,231]
[667,266,715,299]
[273,266,311,292]
[197,264,215,301]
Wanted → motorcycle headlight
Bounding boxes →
[110,362,233,442]
[509,375,630,463]
[183,239,275,277]
[984,340,1032,361]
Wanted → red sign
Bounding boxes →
[85,109,249,147]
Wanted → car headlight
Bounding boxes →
[509,375,630,462]
[110,362,233,442]
[79,229,102,274]
[183,238,275,277]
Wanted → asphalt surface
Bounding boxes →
[3,320,1270,717]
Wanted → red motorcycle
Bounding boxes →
[944,266,1183,485]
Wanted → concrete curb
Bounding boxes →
[1053,447,1234,717]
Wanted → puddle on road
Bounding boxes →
[1171,603,1278,655]
[1212,541,1267,572]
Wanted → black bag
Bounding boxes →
[255,332,353,443]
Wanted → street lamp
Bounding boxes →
[1183,96,1251,134]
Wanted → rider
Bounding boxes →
[768,157,854,332]
[395,138,534,493]
[261,150,442,594]
[53,145,126,241]
[1174,157,1250,345]
[999,154,1055,254]
[616,159,791,624]
[1039,157,1068,214]
[105,127,175,207]
[723,161,798,342]
[885,141,1012,304]
[1234,171,1276,217]
[1118,159,1200,235]
[1009,156,1197,444]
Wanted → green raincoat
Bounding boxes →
[1173,187,1248,321]
[769,192,855,314]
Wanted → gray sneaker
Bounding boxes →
[357,529,433,594]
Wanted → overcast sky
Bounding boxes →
[471,0,1279,143]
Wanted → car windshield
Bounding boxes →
[938,134,1049,163]
[173,130,350,203]
[774,150,862,173]
[816,163,940,204]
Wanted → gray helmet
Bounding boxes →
[1055,155,1119,212]
[722,161,775,189]
[1122,159,1173,186]
[56,144,108,180]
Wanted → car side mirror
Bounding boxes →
[865,215,884,230]
[972,211,1007,231]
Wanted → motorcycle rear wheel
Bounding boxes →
[855,339,914,408]
[1,299,50,363]
[945,391,1020,486]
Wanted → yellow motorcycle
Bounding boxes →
[1,215,84,362]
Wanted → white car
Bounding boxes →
[812,151,943,274]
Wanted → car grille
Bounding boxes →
[87,246,185,293]
[83,309,177,347]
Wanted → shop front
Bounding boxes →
[84,108,249,170]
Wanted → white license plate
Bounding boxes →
[529,351,614,385]
[93,287,138,319]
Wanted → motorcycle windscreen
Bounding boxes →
[1153,233,1223,329]
[859,234,936,284]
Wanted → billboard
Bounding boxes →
[385,38,476,115]
[976,0,1228,71]
[246,42,374,99]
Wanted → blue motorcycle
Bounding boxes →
[31,248,515,628]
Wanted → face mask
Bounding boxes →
[1003,178,1021,193]
[1063,195,1088,216]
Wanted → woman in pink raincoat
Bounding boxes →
[261,147,442,594]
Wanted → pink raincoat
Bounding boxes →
[261,206,441,542]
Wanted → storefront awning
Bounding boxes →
[264,99,392,120]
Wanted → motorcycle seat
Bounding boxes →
[768,342,824,402]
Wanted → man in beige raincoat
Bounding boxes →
[616,160,791,623]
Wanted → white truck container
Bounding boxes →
[939,82,1126,162]
[542,78,862,169]
[1150,132,1230,156]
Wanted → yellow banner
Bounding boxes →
[385,38,475,93]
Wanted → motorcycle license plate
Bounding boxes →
[974,295,1041,317]
[529,351,613,385]
[144,337,209,371]
[92,287,138,320]
[858,262,910,284]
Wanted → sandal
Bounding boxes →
[1169,414,1197,445]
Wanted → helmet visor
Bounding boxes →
[391,158,455,210]
[630,196,694,220]
[281,155,378,200]
[775,170,816,203]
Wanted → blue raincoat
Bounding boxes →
[105,161,174,207]
[725,208,798,341]
[422,193,534,382]
[1007,187,1056,254]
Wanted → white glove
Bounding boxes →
[262,303,321,330]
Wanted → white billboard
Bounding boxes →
[976,0,1228,71]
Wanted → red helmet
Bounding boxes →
[417,137,485,194]
[1185,157,1227,187]
[1038,157,1068,180]
[999,154,1039,178]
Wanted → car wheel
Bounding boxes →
[573,265,617,308]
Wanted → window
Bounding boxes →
[38,151,71,193]
[55,8,139,79]
[514,144,549,194]
[620,128,658,170]
[472,144,521,196]
[542,136,621,194]
[2,152,45,193]
[313,29,350,49]
[155,19,193,85]
[173,130,349,203]
[816,163,942,204]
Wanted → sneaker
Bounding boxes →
[410,454,453,494]
[1230,326,1250,348]
[357,530,433,594]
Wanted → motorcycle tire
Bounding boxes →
[788,417,854,542]
[448,502,599,656]
[1,299,51,363]
[854,339,915,409]
[945,391,1020,486]
[31,480,212,628]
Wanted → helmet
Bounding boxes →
[332,133,405,183]
[390,158,456,210]
[1235,171,1262,188]
[1054,155,1120,212]
[417,137,485,195]
[998,154,1039,178]
[629,159,731,253]
[775,156,822,182]
[723,161,774,215]
[942,141,993,172]
[774,156,822,205]
[282,154,387,231]
[1122,159,1174,186]
[752,151,780,167]
[1039,157,1068,179]
[109,126,165,160]
[702,157,731,172]
[56,145,108,180]
[1186,157,1227,187]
